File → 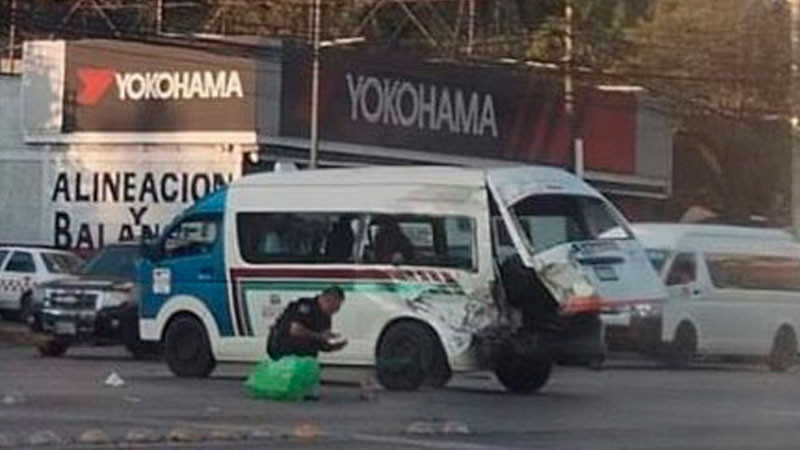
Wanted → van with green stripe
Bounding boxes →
[138,166,665,392]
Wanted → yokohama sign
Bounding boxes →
[63,40,256,133]
[114,70,244,102]
[345,73,498,138]
[280,45,570,163]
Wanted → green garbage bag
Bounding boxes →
[244,356,321,401]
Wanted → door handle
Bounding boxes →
[197,267,213,281]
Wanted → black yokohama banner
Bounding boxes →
[63,40,257,133]
[280,45,571,165]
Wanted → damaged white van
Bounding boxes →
[138,166,665,392]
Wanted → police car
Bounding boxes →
[0,246,82,320]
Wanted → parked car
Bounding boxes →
[603,223,800,372]
[0,245,82,320]
[30,242,160,359]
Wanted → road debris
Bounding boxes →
[77,429,110,445]
[27,430,61,446]
[0,392,25,406]
[405,421,438,435]
[167,428,205,442]
[123,429,161,444]
[104,371,125,388]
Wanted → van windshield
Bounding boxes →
[80,245,138,281]
[510,194,632,254]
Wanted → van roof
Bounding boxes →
[631,223,797,251]
[234,165,601,200]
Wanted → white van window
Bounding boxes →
[705,254,800,292]
[665,253,697,286]
[364,215,476,270]
[237,213,359,264]
[163,217,219,259]
[510,194,630,253]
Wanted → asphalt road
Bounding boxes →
[2,340,800,449]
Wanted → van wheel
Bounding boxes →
[376,322,450,391]
[668,322,696,368]
[492,335,552,394]
[769,327,797,373]
[164,316,216,378]
[38,338,69,357]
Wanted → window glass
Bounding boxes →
[42,252,82,274]
[163,216,220,259]
[364,214,475,270]
[80,245,139,280]
[238,213,359,264]
[0,250,9,269]
[646,249,671,274]
[705,253,800,292]
[665,253,696,286]
[5,251,36,273]
[510,194,631,254]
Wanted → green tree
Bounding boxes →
[617,0,791,221]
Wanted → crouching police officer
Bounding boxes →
[267,286,348,362]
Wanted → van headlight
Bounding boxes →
[98,291,132,309]
[631,302,661,318]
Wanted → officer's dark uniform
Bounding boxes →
[267,297,331,360]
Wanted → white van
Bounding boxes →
[137,166,665,392]
[606,223,800,371]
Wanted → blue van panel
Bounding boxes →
[187,188,227,215]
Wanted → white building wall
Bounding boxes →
[0,75,46,244]
[1,75,244,249]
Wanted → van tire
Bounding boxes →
[493,343,552,394]
[668,322,696,368]
[769,326,797,373]
[164,315,216,378]
[38,338,69,357]
[376,322,449,391]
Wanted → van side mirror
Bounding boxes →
[140,237,162,262]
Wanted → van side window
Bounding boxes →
[705,254,800,291]
[237,213,359,264]
[665,253,696,286]
[163,216,220,259]
[363,215,476,270]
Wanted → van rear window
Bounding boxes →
[705,253,800,292]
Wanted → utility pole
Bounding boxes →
[309,0,322,169]
[155,0,163,34]
[6,0,17,72]
[790,0,800,229]
[563,0,578,174]
[466,0,475,56]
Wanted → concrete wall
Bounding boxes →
[0,75,46,244]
